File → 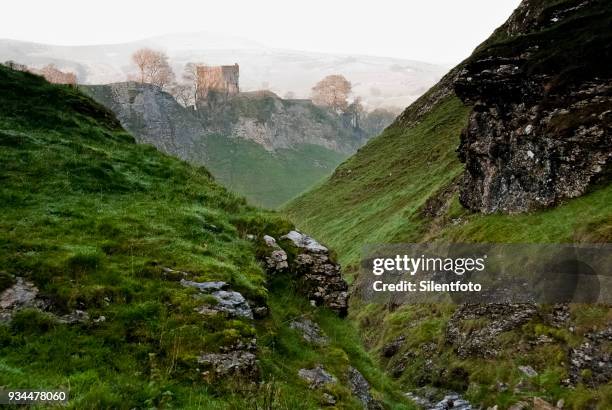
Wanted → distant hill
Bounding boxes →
[0,33,448,109]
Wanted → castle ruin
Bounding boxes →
[196,64,239,102]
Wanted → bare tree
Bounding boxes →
[131,48,175,90]
[311,74,352,112]
[131,48,151,83]
[345,97,365,128]
[169,82,194,107]
[37,64,77,85]
[182,62,205,106]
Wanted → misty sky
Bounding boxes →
[3,0,521,64]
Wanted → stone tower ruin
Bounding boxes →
[196,64,239,102]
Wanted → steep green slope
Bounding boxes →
[285,1,612,408]
[285,95,471,268]
[0,66,409,409]
[201,136,346,209]
[285,92,611,268]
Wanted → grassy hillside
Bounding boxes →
[201,135,346,209]
[285,93,612,268]
[285,95,471,268]
[0,65,411,409]
[284,2,612,407]
[285,92,612,410]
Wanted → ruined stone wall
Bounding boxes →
[196,64,239,101]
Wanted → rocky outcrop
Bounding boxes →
[381,335,406,358]
[198,350,259,381]
[82,84,381,208]
[568,325,612,387]
[0,276,39,319]
[1,276,91,324]
[181,279,253,319]
[405,389,474,410]
[82,84,376,157]
[280,231,349,316]
[290,318,328,345]
[455,0,611,213]
[347,367,383,410]
[262,235,288,273]
[445,304,538,358]
[208,91,370,154]
[81,82,208,162]
[261,231,348,316]
[298,365,336,389]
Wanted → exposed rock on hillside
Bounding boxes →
[347,366,383,410]
[298,365,336,389]
[280,231,349,316]
[446,304,538,358]
[82,84,373,156]
[262,235,289,273]
[181,278,254,319]
[81,83,385,207]
[290,318,329,345]
[198,350,259,381]
[0,277,40,321]
[201,90,370,154]
[260,232,348,316]
[455,0,611,213]
[568,325,612,387]
[81,82,207,161]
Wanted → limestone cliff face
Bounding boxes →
[81,82,209,162]
[454,0,611,213]
[83,85,371,158]
[197,91,369,154]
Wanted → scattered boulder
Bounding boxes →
[290,318,328,345]
[298,365,336,389]
[507,401,529,410]
[518,365,538,378]
[446,304,538,358]
[282,231,329,253]
[0,277,38,310]
[533,397,558,410]
[430,393,473,410]
[210,290,253,319]
[198,350,259,381]
[180,279,228,292]
[568,325,612,387]
[1,277,90,325]
[347,367,383,410]
[181,278,253,319]
[322,393,337,405]
[0,277,41,322]
[405,391,434,408]
[405,389,474,410]
[58,309,90,325]
[382,335,405,358]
